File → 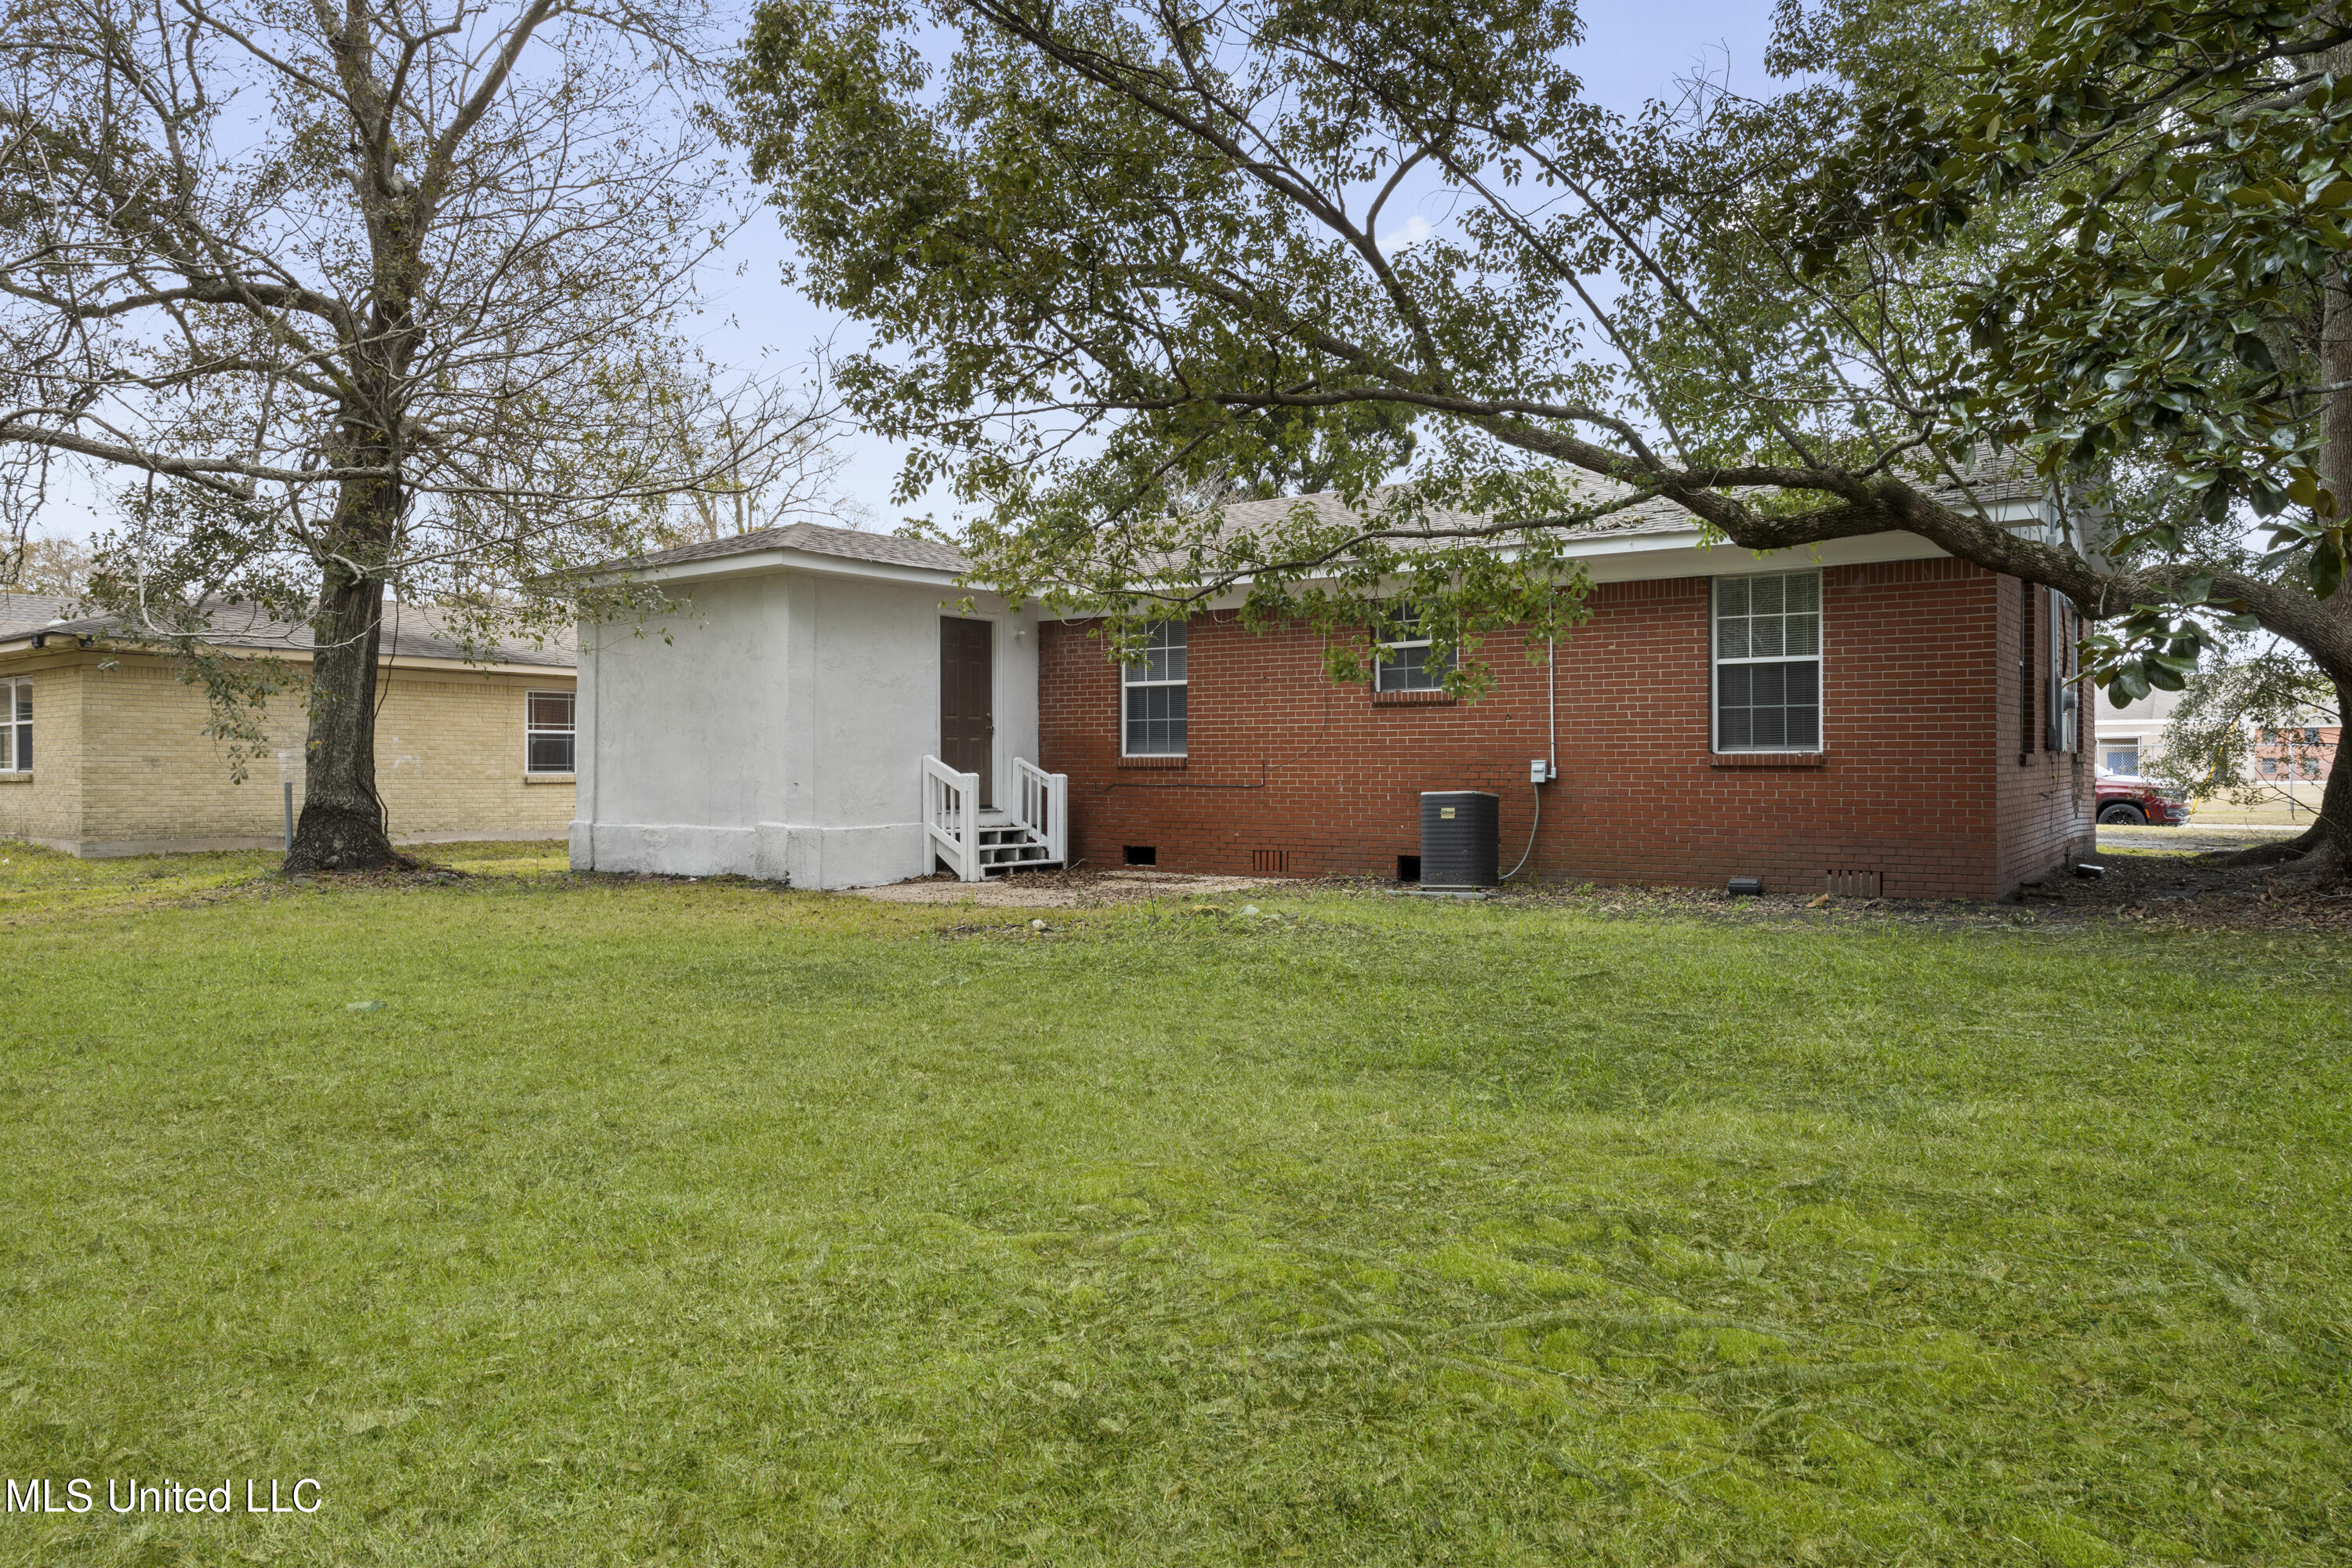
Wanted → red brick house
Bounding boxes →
[2252,724,2338,785]
[574,489,2092,901]
[1036,492,2096,902]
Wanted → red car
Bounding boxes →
[2096,771,2192,826]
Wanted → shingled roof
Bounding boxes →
[1194,460,2046,549]
[602,486,1692,585]
[1191,475,1698,550]
[590,461,2047,583]
[610,521,969,576]
[0,598,574,668]
[0,592,76,636]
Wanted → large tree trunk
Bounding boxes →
[2226,691,2350,868]
[2311,205,2352,870]
[2317,681,2351,864]
[2309,33,2352,872]
[285,481,401,873]
[2224,247,2352,876]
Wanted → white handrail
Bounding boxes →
[922,754,982,881]
[1012,757,1046,841]
[1012,757,1069,866]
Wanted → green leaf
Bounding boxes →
[2311,533,2347,600]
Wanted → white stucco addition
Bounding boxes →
[570,524,1039,889]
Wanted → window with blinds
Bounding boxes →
[1714,572,1821,752]
[1121,619,1188,756]
[0,680,28,771]
[1374,607,1457,692]
[525,689,575,773]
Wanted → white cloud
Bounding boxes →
[1377,215,1432,253]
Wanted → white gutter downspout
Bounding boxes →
[1548,635,1557,778]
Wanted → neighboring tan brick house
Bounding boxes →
[1036,493,2097,902]
[0,594,575,856]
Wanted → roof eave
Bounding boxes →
[1040,506,2061,616]
[0,636,572,674]
[602,546,968,591]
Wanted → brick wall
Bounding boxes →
[2251,724,2339,782]
[0,652,87,848]
[1040,560,2092,900]
[0,650,573,854]
[1995,579,2097,889]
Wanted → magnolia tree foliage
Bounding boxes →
[0,0,833,868]
[1786,0,2352,681]
[730,0,2352,862]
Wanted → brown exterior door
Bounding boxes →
[939,616,994,807]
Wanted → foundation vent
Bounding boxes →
[1251,848,1290,875]
[1825,868,1882,898]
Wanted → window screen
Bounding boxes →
[525,689,575,773]
[1374,608,1457,692]
[1715,572,1821,752]
[0,681,27,771]
[1122,619,1188,756]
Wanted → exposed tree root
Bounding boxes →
[2220,829,2327,868]
[283,801,411,874]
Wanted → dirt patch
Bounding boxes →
[1478,844,2351,935]
[855,849,2351,931]
[848,867,1280,907]
[2027,840,2352,933]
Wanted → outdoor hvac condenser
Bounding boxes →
[1419,790,1499,890]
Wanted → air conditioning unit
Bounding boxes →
[1419,791,1499,890]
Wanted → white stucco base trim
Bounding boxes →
[572,818,927,889]
[576,821,761,877]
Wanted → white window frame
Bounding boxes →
[1711,570,1824,754]
[1120,619,1188,757]
[524,688,575,775]
[1373,607,1456,693]
[0,678,27,773]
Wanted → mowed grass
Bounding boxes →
[0,838,564,924]
[1,854,2347,1566]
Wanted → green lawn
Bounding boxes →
[2,850,2347,1566]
